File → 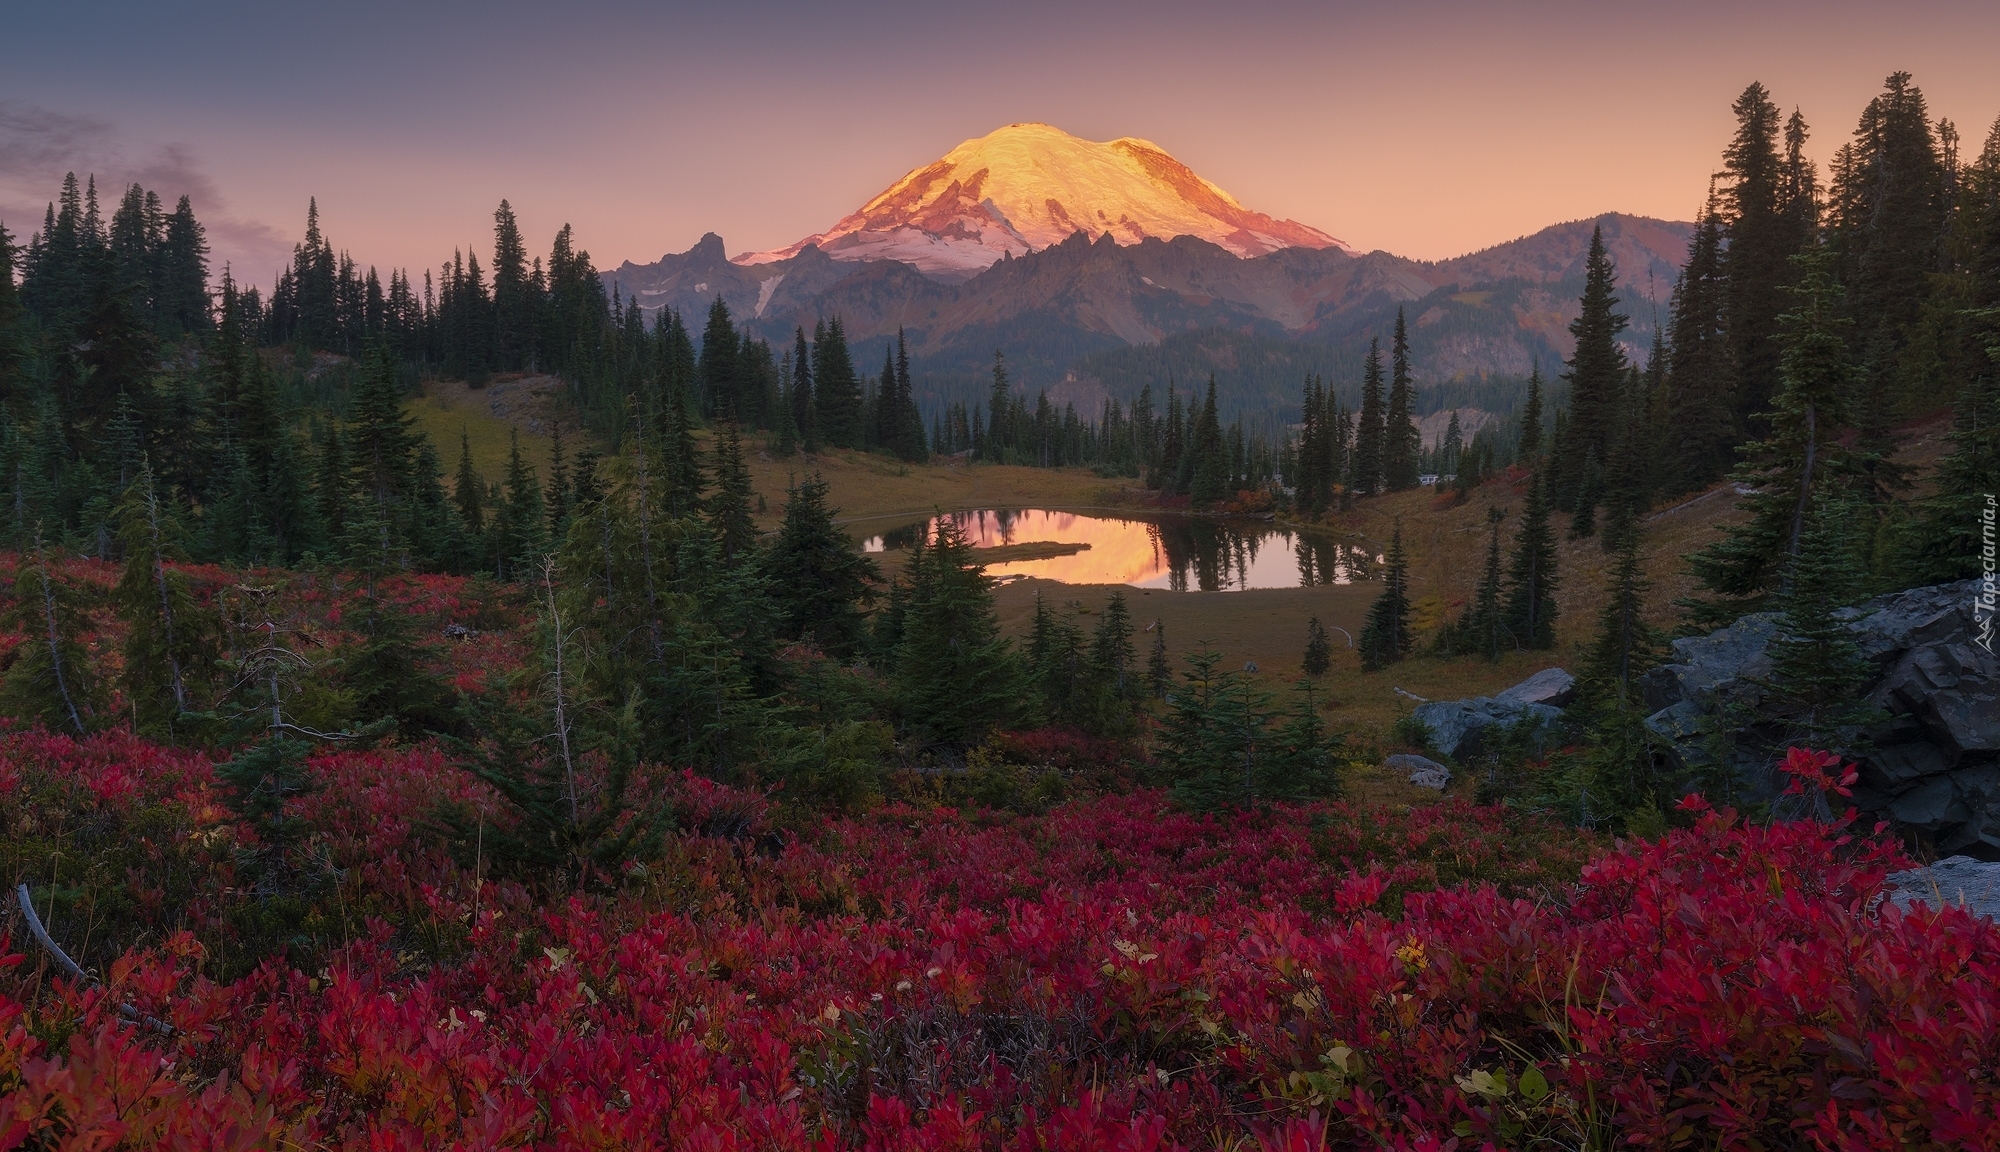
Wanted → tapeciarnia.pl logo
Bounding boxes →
[1979,493,1996,656]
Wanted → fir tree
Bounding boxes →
[1090,589,1139,702]
[1663,200,1739,495]
[1352,339,1386,495]
[1583,529,1661,705]
[1552,224,1629,507]
[1765,501,1876,750]
[1457,507,1509,660]
[707,422,758,566]
[1383,310,1421,490]
[1,532,101,734]
[1147,620,1171,698]
[762,474,877,657]
[1518,365,1545,461]
[115,463,220,737]
[1357,519,1411,670]
[1683,249,1855,627]
[453,427,485,535]
[1302,616,1332,678]
[699,296,741,420]
[892,516,1018,744]
[1504,472,1560,650]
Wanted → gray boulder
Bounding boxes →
[1385,753,1451,790]
[1639,613,1781,713]
[1642,579,2000,857]
[1413,697,1562,761]
[1884,856,2000,922]
[1496,667,1577,708]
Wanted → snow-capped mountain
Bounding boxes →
[736,123,1348,281]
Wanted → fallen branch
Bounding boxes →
[1394,687,1430,703]
[15,883,174,1036]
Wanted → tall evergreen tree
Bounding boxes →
[1453,507,1508,660]
[453,427,485,535]
[491,200,536,371]
[762,474,877,656]
[1518,365,1545,461]
[892,516,1018,743]
[1684,249,1856,627]
[1663,200,1739,494]
[707,423,758,566]
[1552,224,1629,508]
[813,318,862,448]
[1352,339,1386,495]
[1302,616,1332,678]
[1504,472,1560,650]
[699,296,741,420]
[1357,519,1411,670]
[1765,501,1876,750]
[1383,310,1421,490]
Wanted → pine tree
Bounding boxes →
[546,425,571,541]
[1583,529,1660,705]
[1452,507,1508,660]
[1383,310,1421,490]
[1357,518,1411,670]
[892,516,1019,744]
[1903,319,2000,581]
[707,422,757,565]
[762,474,877,657]
[1352,339,1386,495]
[1,533,101,734]
[1663,201,1739,495]
[491,428,546,578]
[1552,224,1629,507]
[1090,589,1138,702]
[1518,366,1545,461]
[1504,472,1560,650]
[1152,645,1342,810]
[115,463,220,737]
[453,427,485,534]
[1147,620,1171,698]
[492,200,536,371]
[813,317,862,448]
[1188,376,1228,507]
[699,296,740,420]
[1766,501,1876,749]
[1683,249,1855,627]
[1302,616,1332,678]
[1720,83,1807,432]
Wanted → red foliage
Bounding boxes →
[1,731,1994,1148]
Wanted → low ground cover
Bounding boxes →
[1,725,1992,1149]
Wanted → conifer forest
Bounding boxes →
[0,56,1997,1148]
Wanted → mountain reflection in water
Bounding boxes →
[860,509,1378,592]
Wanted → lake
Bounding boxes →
[859,509,1379,592]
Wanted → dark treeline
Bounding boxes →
[929,353,1280,505]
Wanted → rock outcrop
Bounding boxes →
[1639,580,1999,857]
[1413,670,1568,761]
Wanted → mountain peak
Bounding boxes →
[736,123,1347,280]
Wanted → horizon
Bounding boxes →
[5,0,1999,287]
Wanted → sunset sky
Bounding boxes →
[5,0,1998,287]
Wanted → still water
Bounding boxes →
[859,509,1379,592]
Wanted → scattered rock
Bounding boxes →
[1413,697,1562,761]
[442,623,481,641]
[1884,856,2000,921]
[1385,753,1450,790]
[1496,667,1576,709]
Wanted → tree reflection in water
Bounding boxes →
[861,509,1379,592]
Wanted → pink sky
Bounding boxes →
[4,1,1998,286]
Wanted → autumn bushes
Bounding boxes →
[0,728,1995,1148]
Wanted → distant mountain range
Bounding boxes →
[602,124,1692,420]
